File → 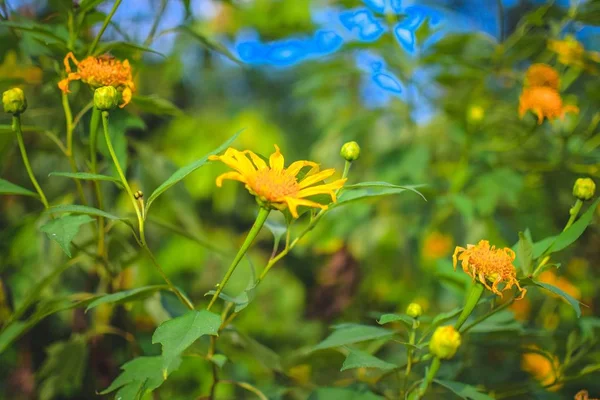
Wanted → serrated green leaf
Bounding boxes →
[101,356,181,397]
[545,197,600,255]
[85,285,169,312]
[146,129,243,213]
[534,281,582,317]
[517,231,533,276]
[334,182,425,207]
[308,387,384,400]
[314,324,394,350]
[205,284,256,313]
[48,171,121,185]
[0,178,38,197]
[377,313,413,327]
[434,379,494,400]
[132,95,184,116]
[341,348,396,371]
[152,310,221,368]
[40,215,95,257]
[38,335,88,400]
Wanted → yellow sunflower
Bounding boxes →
[453,240,526,299]
[209,145,346,218]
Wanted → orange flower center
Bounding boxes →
[248,168,299,201]
[464,245,515,278]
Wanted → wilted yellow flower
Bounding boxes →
[209,145,346,218]
[538,270,581,301]
[430,325,461,360]
[453,240,526,299]
[549,37,585,67]
[525,63,560,90]
[58,52,135,107]
[521,348,562,390]
[519,87,579,124]
[423,231,452,260]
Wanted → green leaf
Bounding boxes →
[434,380,494,400]
[45,204,126,221]
[101,356,181,397]
[264,214,288,253]
[468,310,523,333]
[78,0,105,14]
[314,324,394,350]
[341,348,396,371]
[516,231,533,276]
[48,171,121,185]
[205,284,256,313]
[334,182,426,207]
[152,310,221,368]
[146,129,243,213]
[94,41,165,57]
[308,387,384,400]
[132,95,184,116]
[377,313,413,328]
[532,236,557,259]
[546,197,600,255]
[85,285,169,312]
[210,354,228,369]
[0,20,67,45]
[534,281,582,317]
[0,322,27,353]
[221,330,283,372]
[0,178,38,197]
[38,335,88,400]
[178,26,242,65]
[40,215,95,257]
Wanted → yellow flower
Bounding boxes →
[518,87,579,124]
[423,231,452,260]
[209,145,346,218]
[521,347,562,390]
[453,240,526,299]
[525,63,560,90]
[58,52,135,107]
[549,37,585,67]
[430,325,461,360]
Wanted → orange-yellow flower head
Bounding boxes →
[519,87,579,124]
[525,63,560,90]
[209,145,346,218]
[58,52,135,108]
[521,348,562,390]
[453,240,526,299]
[423,231,452,260]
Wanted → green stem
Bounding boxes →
[143,245,194,310]
[405,320,417,377]
[87,0,123,56]
[89,108,106,261]
[454,283,485,331]
[12,116,49,209]
[61,92,87,204]
[415,356,441,399]
[564,199,583,231]
[461,297,514,333]
[101,110,145,243]
[207,207,270,311]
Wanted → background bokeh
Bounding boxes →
[0,0,599,399]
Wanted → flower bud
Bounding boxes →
[2,88,27,115]
[94,86,119,111]
[429,325,461,360]
[467,105,484,123]
[573,178,595,201]
[406,303,423,318]
[340,141,360,162]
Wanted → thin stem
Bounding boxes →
[461,297,514,333]
[454,283,485,330]
[87,0,123,56]
[12,116,49,209]
[207,207,270,311]
[61,92,87,204]
[564,199,583,231]
[89,108,106,260]
[143,245,194,310]
[219,380,269,400]
[415,356,441,399]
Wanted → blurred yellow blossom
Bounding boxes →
[521,348,562,390]
[430,325,461,359]
[539,270,581,300]
[423,231,452,260]
[519,86,579,124]
[525,63,560,90]
[0,50,42,84]
[453,240,526,299]
[549,36,585,67]
[209,145,346,218]
[509,297,531,321]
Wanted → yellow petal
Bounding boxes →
[215,171,247,187]
[297,168,336,189]
[245,150,267,170]
[269,145,284,171]
[285,196,328,218]
[286,160,319,177]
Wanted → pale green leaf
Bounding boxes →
[545,197,600,255]
[40,215,95,257]
[534,281,582,317]
[377,313,413,327]
[334,182,425,207]
[86,285,169,312]
[101,356,181,397]
[517,231,533,276]
[45,204,126,221]
[314,324,394,350]
[308,387,384,400]
[434,379,494,400]
[341,348,396,371]
[0,178,38,197]
[132,95,183,116]
[48,171,121,185]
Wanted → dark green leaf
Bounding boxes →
[0,322,27,353]
[48,172,121,185]
[377,313,413,328]
[516,231,533,276]
[434,380,494,400]
[308,387,384,400]
[85,285,169,312]
[152,310,221,368]
[101,356,181,397]
[341,348,396,371]
[532,236,557,259]
[335,182,426,207]
[45,204,125,221]
[314,324,394,350]
[40,215,95,257]
[546,197,600,255]
[0,178,38,197]
[38,335,88,400]
[146,129,243,213]
[534,281,582,317]
[132,95,184,117]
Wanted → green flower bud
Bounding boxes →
[340,141,360,161]
[406,303,423,318]
[467,105,484,123]
[573,178,595,201]
[3,88,27,115]
[94,86,119,111]
[429,325,461,360]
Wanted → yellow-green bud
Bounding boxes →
[2,88,27,115]
[340,141,360,162]
[94,86,119,111]
[467,105,484,123]
[406,303,423,318]
[573,178,595,201]
[429,325,461,360]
